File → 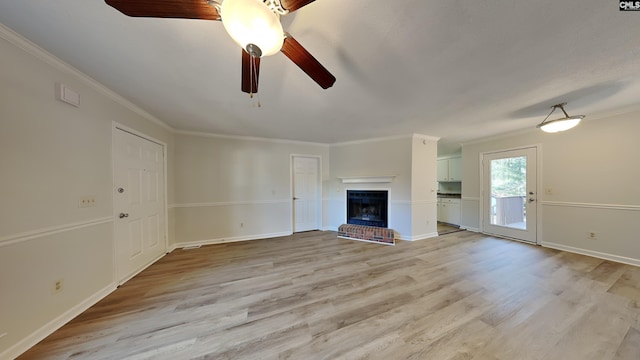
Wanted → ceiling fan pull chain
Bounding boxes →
[250,54,255,100]
[252,55,256,96]
[249,54,260,107]
[249,53,254,99]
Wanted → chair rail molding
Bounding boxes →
[169,199,290,209]
[541,201,640,211]
[0,216,114,247]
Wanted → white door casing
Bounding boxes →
[113,127,166,284]
[482,146,538,243]
[292,156,320,233]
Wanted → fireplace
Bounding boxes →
[347,190,388,228]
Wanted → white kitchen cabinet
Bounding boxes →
[437,156,462,182]
[437,160,449,182]
[438,198,461,225]
[448,157,462,181]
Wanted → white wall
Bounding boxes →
[0,25,174,358]
[411,135,439,240]
[172,133,329,246]
[326,135,438,240]
[461,111,640,264]
[327,137,412,236]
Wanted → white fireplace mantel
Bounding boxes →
[338,176,396,184]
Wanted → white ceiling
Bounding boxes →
[1,0,639,152]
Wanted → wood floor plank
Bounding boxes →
[17,231,640,360]
[614,326,640,360]
[608,267,640,308]
[544,299,629,360]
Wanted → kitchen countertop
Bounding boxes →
[437,193,462,199]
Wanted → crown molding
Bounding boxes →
[412,133,441,142]
[174,130,331,147]
[176,131,442,147]
[0,22,173,132]
[331,134,413,147]
[332,133,438,147]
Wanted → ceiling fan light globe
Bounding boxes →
[538,117,582,133]
[221,0,284,57]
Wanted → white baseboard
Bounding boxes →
[541,242,640,267]
[1,283,116,360]
[396,232,439,241]
[172,231,292,249]
[118,252,168,286]
[322,226,339,232]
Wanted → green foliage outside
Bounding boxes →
[491,156,526,197]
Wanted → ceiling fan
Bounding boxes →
[105,0,336,94]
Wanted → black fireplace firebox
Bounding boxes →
[347,190,388,228]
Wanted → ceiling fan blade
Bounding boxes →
[281,35,335,89]
[241,50,260,94]
[280,0,317,12]
[105,0,221,21]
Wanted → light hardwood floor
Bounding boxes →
[19,231,640,360]
[437,222,462,235]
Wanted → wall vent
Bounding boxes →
[55,82,80,107]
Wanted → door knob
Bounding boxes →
[119,213,129,218]
[117,188,125,193]
[528,198,535,203]
[293,197,299,200]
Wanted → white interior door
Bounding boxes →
[113,128,166,284]
[482,147,537,243]
[292,156,320,232]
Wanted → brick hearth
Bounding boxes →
[337,224,395,245]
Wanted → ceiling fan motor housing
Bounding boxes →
[263,0,289,15]
[246,43,262,58]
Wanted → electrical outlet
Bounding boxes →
[545,188,553,195]
[53,279,64,294]
[587,232,597,240]
[240,222,244,228]
[78,196,96,208]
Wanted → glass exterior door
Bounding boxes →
[482,147,537,243]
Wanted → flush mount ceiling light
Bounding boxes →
[536,102,585,133]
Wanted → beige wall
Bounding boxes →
[461,111,640,264]
[172,133,329,245]
[0,26,174,357]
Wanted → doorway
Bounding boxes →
[113,125,166,284]
[482,146,537,243]
[292,155,320,233]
